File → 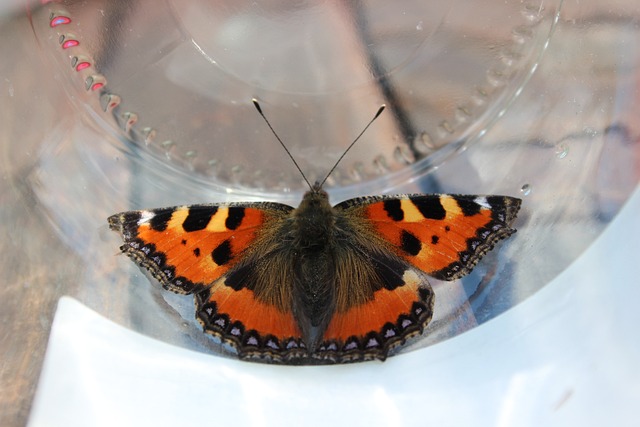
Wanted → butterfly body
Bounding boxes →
[109,188,520,364]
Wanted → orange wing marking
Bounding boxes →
[323,270,421,341]
[208,280,301,339]
[136,207,265,285]
[366,198,494,273]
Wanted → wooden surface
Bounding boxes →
[0,9,78,426]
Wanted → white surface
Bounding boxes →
[29,186,640,427]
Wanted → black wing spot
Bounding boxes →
[193,247,201,257]
[149,208,173,231]
[181,239,187,245]
[109,212,138,239]
[383,199,404,221]
[120,211,142,224]
[454,196,482,216]
[445,225,451,232]
[225,207,246,230]
[211,240,232,266]
[370,253,406,291]
[431,235,439,245]
[400,230,421,256]
[418,286,432,302]
[183,206,218,232]
[412,198,446,220]
[224,263,254,291]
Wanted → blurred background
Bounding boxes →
[1,0,639,425]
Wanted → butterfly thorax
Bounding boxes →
[293,186,335,250]
[291,185,337,349]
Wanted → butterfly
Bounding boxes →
[108,101,521,364]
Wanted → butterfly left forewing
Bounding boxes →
[109,202,291,295]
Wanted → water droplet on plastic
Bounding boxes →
[486,69,506,87]
[100,93,120,112]
[161,140,175,158]
[373,155,389,174]
[555,144,568,159]
[583,127,598,137]
[119,112,137,132]
[416,21,423,31]
[184,151,197,171]
[520,184,531,196]
[350,162,365,181]
[512,26,533,44]
[437,120,454,138]
[142,127,156,144]
[394,145,415,165]
[522,4,544,23]
[206,159,219,176]
[472,87,489,106]
[454,106,471,124]
[413,131,435,154]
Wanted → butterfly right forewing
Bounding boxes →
[336,194,521,281]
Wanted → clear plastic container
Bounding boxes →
[1,1,639,425]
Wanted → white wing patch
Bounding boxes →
[137,210,155,225]
[473,196,491,210]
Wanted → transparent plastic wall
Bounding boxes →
[1,1,639,425]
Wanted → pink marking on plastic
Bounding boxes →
[62,39,79,49]
[50,16,71,27]
[91,82,105,91]
[75,61,91,71]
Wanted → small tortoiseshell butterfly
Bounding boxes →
[108,101,521,364]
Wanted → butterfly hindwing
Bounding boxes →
[318,258,435,362]
[193,209,312,362]
[288,209,435,362]
[335,194,521,281]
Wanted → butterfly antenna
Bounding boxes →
[318,104,386,188]
[252,99,313,191]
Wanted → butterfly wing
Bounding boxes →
[109,193,520,363]
[312,194,520,362]
[336,194,521,280]
[109,202,291,294]
[109,202,306,361]
[318,247,435,362]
